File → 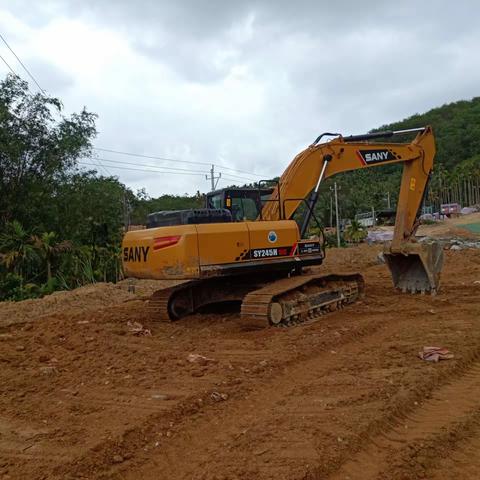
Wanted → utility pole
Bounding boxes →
[334,182,340,247]
[330,192,333,227]
[206,164,221,191]
[123,191,130,230]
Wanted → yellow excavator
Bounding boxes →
[122,126,443,327]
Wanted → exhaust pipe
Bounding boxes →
[383,241,444,294]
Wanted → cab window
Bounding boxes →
[207,193,223,209]
[231,197,259,221]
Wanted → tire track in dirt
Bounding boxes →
[108,319,399,480]
[428,414,480,480]
[326,356,480,480]
[49,309,389,480]
[66,296,454,480]
[119,309,480,480]
[382,408,480,480]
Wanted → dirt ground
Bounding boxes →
[1,244,480,479]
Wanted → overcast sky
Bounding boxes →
[0,1,478,197]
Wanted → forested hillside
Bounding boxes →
[313,97,480,225]
[1,72,479,301]
[377,98,480,169]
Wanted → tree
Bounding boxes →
[53,172,127,245]
[129,192,204,225]
[0,74,97,229]
[0,220,36,277]
[344,219,367,244]
[32,232,71,282]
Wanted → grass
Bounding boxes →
[461,222,480,234]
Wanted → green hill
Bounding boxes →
[376,97,480,169]
[313,97,480,224]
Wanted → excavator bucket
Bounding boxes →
[383,242,444,294]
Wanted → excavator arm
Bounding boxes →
[262,126,443,293]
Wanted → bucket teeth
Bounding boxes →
[383,241,444,295]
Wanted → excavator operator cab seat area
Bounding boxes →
[206,187,274,222]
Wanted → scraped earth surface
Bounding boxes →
[1,244,480,479]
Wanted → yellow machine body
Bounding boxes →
[123,220,322,280]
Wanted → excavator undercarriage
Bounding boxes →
[148,271,364,328]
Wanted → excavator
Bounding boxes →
[122,126,443,327]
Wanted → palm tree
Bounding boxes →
[33,232,72,282]
[0,220,36,276]
[108,242,123,282]
[344,219,367,244]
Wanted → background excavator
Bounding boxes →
[122,126,443,327]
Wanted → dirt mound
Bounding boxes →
[0,283,135,327]
[117,278,185,297]
[0,278,185,328]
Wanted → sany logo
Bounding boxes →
[357,149,397,164]
[365,151,389,161]
[123,246,149,262]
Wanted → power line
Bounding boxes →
[88,156,260,182]
[212,171,257,182]
[0,32,46,94]
[91,156,210,174]
[220,177,256,186]
[78,161,206,176]
[95,157,113,176]
[81,158,259,184]
[92,157,112,177]
[221,173,257,183]
[93,146,266,178]
[0,52,17,76]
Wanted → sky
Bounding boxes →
[0,0,479,197]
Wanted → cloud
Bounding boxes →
[1,0,479,196]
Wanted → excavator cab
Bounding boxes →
[145,187,276,229]
[206,187,274,222]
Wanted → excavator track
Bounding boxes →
[148,280,202,322]
[147,273,364,328]
[148,276,265,322]
[240,273,365,328]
